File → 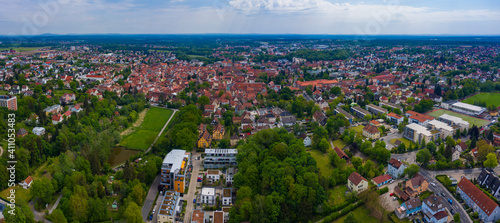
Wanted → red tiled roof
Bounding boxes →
[389,158,403,169]
[372,174,392,185]
[387,112,403,119]
[348,172,367,186]
[433,210,448,220]
[457,177,498,216]
[334,147,348,159]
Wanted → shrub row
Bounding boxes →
[320,200,365,223]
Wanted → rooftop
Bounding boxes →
[452,102,485,112]
[162,149,189,173]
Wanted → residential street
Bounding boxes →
[142,174,161,222]
[380,132,403,150]
[184,151,202,223]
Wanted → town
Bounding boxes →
[0,35,500,223]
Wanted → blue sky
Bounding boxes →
[0,0,499,35]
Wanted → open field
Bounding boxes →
[0,185,31,205]
[390,138,415,148]
[0,47,42,52]
[121,108,148,136]
[307,149,332,176]
[119,107,173,150]
[332,206,380,223]
[349,125,364,134]
[332,139,346,149]
[462,92,500,107]
[327,185,348,206]
[53,89,75,98]
[426,109,490,127]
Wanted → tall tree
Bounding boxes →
[124,202,143,223]
[484,153,498,169]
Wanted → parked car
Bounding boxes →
[448,199,453,204]
[149,214,153,220]
[441,192,446,197]
[390,193,394,196]
[450,209,455,214]
[416,219,421,223]
[430,183,436,186]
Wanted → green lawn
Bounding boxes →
[426,109,490,127]
[419,191,434,200]
[390,138,415,148]
[307,149,333,176]
[349,125,364,134]
[462,93,500,108]
[0,185,31,205]
[328,185,348,206]
[53,89,75,98]
[0,47,41,52]
[119,107,173,150]
[332,139,346,149]
[332,206,379,223]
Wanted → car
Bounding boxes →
[416,219,421,223]
[393,197,398,201]
[390,193,394,196]
[422,217,428,223]
[448,199,453,204]
[450,209,455,214]
[430,183,436,186]
[149,214,153,220]
[441,192,446,197]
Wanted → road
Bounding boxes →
[380,132,403,150]
[184,152,202,223]
[391,151,417,165]
[141,174,161,222]
[145,109,177,154]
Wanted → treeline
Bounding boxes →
[254,49,351,62]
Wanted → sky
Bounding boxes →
[0,0,500,35]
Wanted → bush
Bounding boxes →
[377,187,389,195]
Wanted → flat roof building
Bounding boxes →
[450,102,486,116]
[438,114,470,130]
[161,150,190,193]
[157,190,181,223]
[204,149,237,169]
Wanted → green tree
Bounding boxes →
[124,202,143,223]
[416,149,432,167]
[318,138,330,152]
[484,153,498,169]
[48,209,68,223]
[454,213,461,223]
[344,212,358,223]
[3,203,36,223]
[31,178,55,209]
[404,164,420,178]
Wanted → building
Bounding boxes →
[387,112,404,125]
[334,147,349,162]
[351,106,371,119]
[406,111,434,126]
[198,130,212,148]
[405,173,429,197]
[362,124,380,139]
[457,177,500,222]
[213,210,225,223]
[366,104,388,115]
[19,176,33,189]
[395,197,422,219]
[441,100,457,110]
[201,187,216,205]
[427,120,454,140]
[404,123,433,143]
[226,167,237,186]
[43,104,62,115]
[303,135,312,147]
[160,150,190,193]
[347,172,368,193]
[59,93,76,104]
[212,123,225,140]
[207,170,220,183]
[191,210,208,223]
[17,128,28,138]
[0,95,17,110]
[313,111,328,126]
[477,169,500,199]
[388,158,407,178]
[438,114,469,130]
[157,190,181,223]
[422,194,448,223]
[204,149,238,169]
[222,188,232,206]
[334,107,354,124]
[32,127,45,136]
[450,102,486,116]
[371,174,392,187]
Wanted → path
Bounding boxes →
[48,194,62,214]
[145,109,177,154]
[0,146,3,157]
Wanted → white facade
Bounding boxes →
[201,187,216,205]
[450,102,486,116]
[32,127,45,136]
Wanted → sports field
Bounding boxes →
[120,107,173,150]
[426,109,490,127]
[462,93,500,108]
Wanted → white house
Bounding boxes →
[222,188,232,206]
[303,136,312,147]
[207,170,220,183]
[19,176,33,189]
[32,127,45,136]
[201,187,216,205]
[226,168,237,186]
[388,158,407,178]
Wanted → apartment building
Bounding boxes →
[204,149,238,169]
[457,177,500,222]
[157,191,181,223]
[351,106,371,119]
[0,95,17,110]
[366,104,388,115]
[160,150,190,193]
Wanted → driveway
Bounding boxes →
[380,132,403,150]
[379,179,403,211]
[391,151,417,165]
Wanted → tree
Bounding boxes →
[124,202,143,223]
[404,164,420,178]
[416,149,432,167]
[352,157,363,169]
[318,138,330,152]
[48,209,68,223]
[31,178,55,209]
[129,183,146,205]
[453,213,461,223]
[364,114,372,121]
[426,141,437,155]
[484,153,498,169]
[68,194,88,222]
[477,140,495,163]
[344,212,358,223]
[3,203,36,223]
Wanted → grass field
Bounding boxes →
[332,206,379,223]
[0,47,41,52]
[349,125,364,134]
[307,149,333,176]
[120,107,173,150]
[427,109,490,127]
[328,185,348,206]
[390,138,415,148]
[0,185,31,204]
[463,93,500,107]
[332,139,346,149]
[53,89,75,98]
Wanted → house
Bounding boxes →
[214,210,224,223]
[201,187,216,205]
[226,167,237,186]
[334,147,349,162]
[394,186,410,201]
[19,176,33,189]
[405,173,429,197]
[32,127,45,136]
[422,194,448,223]
[222,188,232,206]
[59,93,76,104]
[207,170,220,183]
[362,124,380,139]
[406,111,435,127]
[230,135,239,147]
[477,169,500,199]
[16,128,28,138]
[347,172,368,193]
[451,148,461,162]
[281,115,296,126]
[197,130,212,148]
[313,111,327,126]
[303,135,312,147]
[395,197,422,219]
[387,112,404,125]
[71,104,83,113]
[371,174,392,187]
[43,104,62,115]
[457,177,500,222]
[455,142,467,152]
[191,210,208,223]
[52,113,64,124]
[212,123,225,140]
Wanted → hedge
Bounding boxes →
[378,187,389,195]
[320,200,365,223]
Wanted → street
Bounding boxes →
[142,174,161,222]
[391,151,417,165]
[183,151,202,223]
[380,132,403,150]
